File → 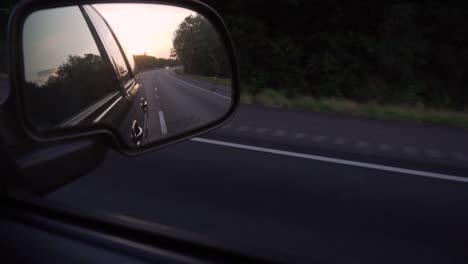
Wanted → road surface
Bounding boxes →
[2,70,468,262]
[125,68,231,143]
[48,83,468,263]
[1,59,467,263]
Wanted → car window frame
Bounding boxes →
[83,5,135,93]
[20,5,122,128]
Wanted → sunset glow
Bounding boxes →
[94,4,195,58]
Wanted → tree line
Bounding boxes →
[204,0,468,110]
[2,1,468,110]
[133,54,179,72]
[171,14,230,78]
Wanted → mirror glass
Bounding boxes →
[21,3,232,147]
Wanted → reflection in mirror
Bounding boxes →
[21,3,232,148]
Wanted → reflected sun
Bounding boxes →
[94,3,195,58]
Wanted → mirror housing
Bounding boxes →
[7,0,239,155]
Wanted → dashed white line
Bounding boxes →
[191,137,468,184]
[158,110,168,135]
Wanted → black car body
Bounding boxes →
[21,5,147,146]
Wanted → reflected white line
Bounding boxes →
[190,137,468,184]
[166,72,231,100]
[158,110,167,135]
[93,96,123,123]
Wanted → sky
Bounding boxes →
[23,4,196,82]
[94,3,196,58]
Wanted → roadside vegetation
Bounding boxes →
[205,1,468,128]
[241,88,468,128]
[174,68,231,86]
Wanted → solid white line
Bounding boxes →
[166,72,231,100]
[158,110,168,135]
[93,96,123,123]
[190,137,468,183]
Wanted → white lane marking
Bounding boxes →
[166,72,231,100]
[190,137,468,183]
[94,96,123,123]
[158,111,168,135]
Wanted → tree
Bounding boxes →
[172,14,229,78]
[24,54,117,128]
[133,55,179,72]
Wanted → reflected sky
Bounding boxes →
[23,4,196,83]
[94,4,195,58]
[23,6,100,82]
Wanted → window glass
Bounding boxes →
[85,6,132,86]
[22,6,117,129]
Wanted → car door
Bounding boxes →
[83,5,147,147]
[20,5,122,131]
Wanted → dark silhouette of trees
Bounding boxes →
[206,0,468,109]
[133,54,178,72]
[172,14,229,78]
[3,1,468,111]
[24,53,117,129]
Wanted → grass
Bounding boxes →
[241,88,468,129]
[174,68,231,86]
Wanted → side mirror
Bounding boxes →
[8,0,239,155]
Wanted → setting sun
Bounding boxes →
[94,4,195,58]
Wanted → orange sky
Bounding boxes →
[94,3,195,58]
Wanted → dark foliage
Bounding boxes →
[172,14,230,78]
[2,1,468,109]
[133,54,178,72]
[205,0,468,109]
[24,54,117,129]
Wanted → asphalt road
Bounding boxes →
[2,70,468,262]
[47,88,468,263]
[128,68,231,143]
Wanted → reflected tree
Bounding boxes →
[172,14,229,78]
[24,53,117,129]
